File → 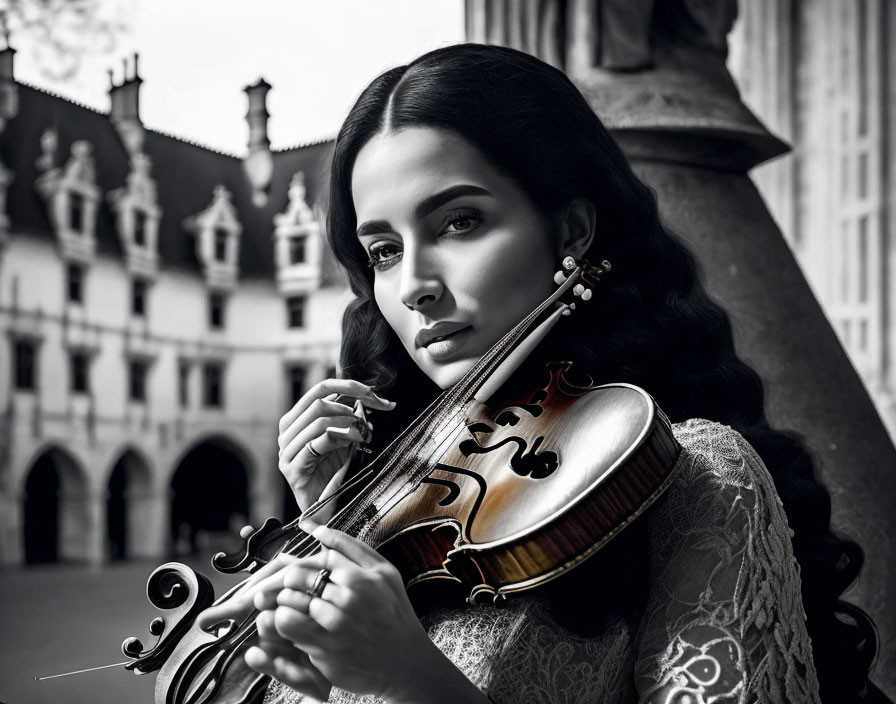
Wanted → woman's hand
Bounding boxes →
[245,524,491,704]
[196,553,333,701]
[279,379,395,519]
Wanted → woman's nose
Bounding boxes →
[399,248,443,311]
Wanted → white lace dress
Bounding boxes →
[264,419,821,704]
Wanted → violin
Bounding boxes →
[117,257,683,703]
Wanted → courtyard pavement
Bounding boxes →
[0,559,245,704]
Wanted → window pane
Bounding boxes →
[287,296,305,328]
[203,364,223,407]
[214,229,228,261]
[70,192,84,232]
[179,362,190,408]
[14,341,36,390]
[129,360,147,402]
[67,263,83,304]
[288,366,306,405]
[858,216,868,303]
[132,279,146,317]
[289,236,306,265]
[134,209,147,246]
[71,353,88,393]
[209,293,225,329]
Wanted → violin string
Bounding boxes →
[276,267,583,556]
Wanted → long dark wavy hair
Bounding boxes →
[325,43,883,702]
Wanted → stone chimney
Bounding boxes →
[109,53,144,156]
[243,77,273,207]
[0,13,19,131]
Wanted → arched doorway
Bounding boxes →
[106,449,152,561]
[23,447,89,564]
[170,437,249,557]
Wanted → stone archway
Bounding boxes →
[22,446,90,564]
[106,449,152,561]
[169,436,249,558]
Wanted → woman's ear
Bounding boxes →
[556,198,597,259]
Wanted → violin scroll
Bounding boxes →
[122,563,215,674]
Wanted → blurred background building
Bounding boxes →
[0,46,348,566]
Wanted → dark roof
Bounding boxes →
[1,82,336,280]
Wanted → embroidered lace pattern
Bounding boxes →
[264,419,820,704]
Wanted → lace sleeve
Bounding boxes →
[633,419,821,704]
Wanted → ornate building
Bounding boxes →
[0,47,348,566]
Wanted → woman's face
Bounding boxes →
[351,127,561,389]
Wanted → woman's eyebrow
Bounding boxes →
[355,184,492,238]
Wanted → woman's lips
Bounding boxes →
[418,326,471,361]
[415,322,471,348]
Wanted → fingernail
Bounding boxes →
[298,519,319,534]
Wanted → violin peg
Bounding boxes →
[561,307,572,316]
[562,255,576,270]
[573,284,585,296]
[569,302,576,310]
[582,289,593,301]
[553,270,566,285]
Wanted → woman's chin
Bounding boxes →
[416,354,478,390]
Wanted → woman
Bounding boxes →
[199,43,884,703]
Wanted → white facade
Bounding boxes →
[0,55,351,566]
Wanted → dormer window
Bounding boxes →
[134,209,147,246]
[289,236,306,265]
[35,138,101,263]
[108,154,162,279]
[183,185,242,291]
[273,172,323,296]
[70,191,84,233]
[214,228,228,261]
[67,262,84,304]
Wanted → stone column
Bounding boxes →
[2,492,22,565]
[128,488,168,559]
[584,6,896,694]
[469,0,896,692]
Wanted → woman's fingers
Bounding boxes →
[244,643,331,701]
[196,554,295,629]
[278,398,355,451]
[273,603,330,652]
[278,379,394,435]
[301,522,389,571]
[280,414,356,468]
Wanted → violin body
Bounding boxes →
[352,364,681,601]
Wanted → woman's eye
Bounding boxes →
[442,209,483,236]
[367,242,403,271]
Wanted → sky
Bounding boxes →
[8,0,466,155]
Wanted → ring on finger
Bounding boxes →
[306,440,322,458]
[306,568,331,599]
